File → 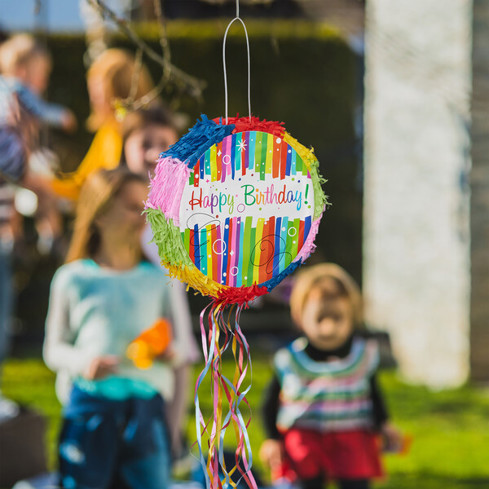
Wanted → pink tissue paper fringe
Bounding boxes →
[146,157,190,225]
[294,215,322,264]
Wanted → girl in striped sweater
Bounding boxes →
[260,264,402,489]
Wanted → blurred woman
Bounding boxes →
[51,49,154,201]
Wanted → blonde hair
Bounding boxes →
[0,34,51,75]
[65,168,146,263]
[86,49,155,131]
[290,263,363,329]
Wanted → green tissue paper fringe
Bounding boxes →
[144,207,225,298]
[145,208,193,268]
[308,158,329,220]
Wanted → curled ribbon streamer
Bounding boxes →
[195,302,217,489]
[194,301,259,489]
[218,306,254,489]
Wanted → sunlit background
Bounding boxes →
[0,1,488,488]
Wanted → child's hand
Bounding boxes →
[381,421,405,453]
[156,345,176,363]
[83,355,119,380]
[259,438,283,470]
[61,110,77,133]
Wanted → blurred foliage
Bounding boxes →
[133,19,343,40]
[2,354,489,488]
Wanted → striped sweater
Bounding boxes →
[274,336,379,432]
[0,177,15,232]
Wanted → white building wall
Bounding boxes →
[363,0,472,388]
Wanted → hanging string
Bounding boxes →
[192,3,258,487]
[222,0,251,123]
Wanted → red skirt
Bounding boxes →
[275,428,383,482]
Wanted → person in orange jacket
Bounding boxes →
[51,48,155,201]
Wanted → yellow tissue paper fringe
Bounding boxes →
[283,132,329,220]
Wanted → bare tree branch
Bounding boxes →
[86,0,206,100]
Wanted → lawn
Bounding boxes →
[2,350,489,489]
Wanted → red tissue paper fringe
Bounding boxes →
[213,115,285,137]
[216,284,268,307]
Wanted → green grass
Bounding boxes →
[2,358,63,472]
[2,352,489,488]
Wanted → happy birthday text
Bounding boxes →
[188,184,305,215]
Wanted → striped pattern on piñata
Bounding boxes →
[190,131,310,185]
[274,337,379,432]
[182,215,312,288]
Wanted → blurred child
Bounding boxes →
[120,104,179,179]
[0,34,75,400]
[120,106,200,466]
[0,34,76,184]
[51,49,155,201]
[260,264,402,489]
[43,168,186,489]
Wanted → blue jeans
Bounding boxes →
[0,128,26,182]
[59,386,171,489]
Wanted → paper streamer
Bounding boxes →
[194,301,258,489]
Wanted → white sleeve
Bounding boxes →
[43,269,91,376]
[143,223,201,364]
[168,280,201,365]
[142,224,162,267]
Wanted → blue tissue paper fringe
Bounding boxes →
[262,259,302,292]
[161,115,235,169]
